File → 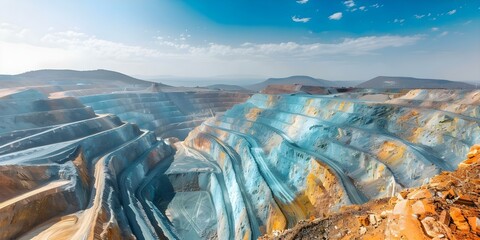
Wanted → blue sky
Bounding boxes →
[0,0,479,81]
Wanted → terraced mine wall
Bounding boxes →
[0,88,251,239]
[79,91,251,140]
[0,88,479,240]
[0,93,178,239]
[181,89,480,238]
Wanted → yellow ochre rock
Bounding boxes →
[459,144,480,168]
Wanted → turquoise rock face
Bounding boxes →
[179,90,480,238]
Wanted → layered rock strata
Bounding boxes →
[0,88,479,240]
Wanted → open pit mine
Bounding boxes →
[0,74,479,240]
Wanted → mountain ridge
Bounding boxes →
[0,69,165,87]
[206,84,250,92]
[245,75,358,91]
[357,76,474,89]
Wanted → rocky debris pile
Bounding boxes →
[263,145,480,239]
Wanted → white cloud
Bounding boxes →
[394,19,405,24]
[292,16,311,23]
[370,3,382,8]
[0,22,30,40]
[344,0,355,8]
[447,9,457,15]
[414,14,425,19]
[431,27,439,32]
[359,6,366,11]
[41,30,162,60]
[156,38,191,50]
[0,41,77,74]
[0,22,428,79]
[7,26,417,61]
[329,12,343,20]
[34,29,423,59]
[296,0,309,4]
[439,31,449,37]
[183,35,423,58]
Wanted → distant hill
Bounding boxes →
[244,76,358,91]
[261,84,348,95]
[206,84,250,92]
[357,76,474,89]
[245,76,334,91]
[0,69,165,88]
[147,77,261,87]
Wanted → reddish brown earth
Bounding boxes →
[262,145,480,240]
